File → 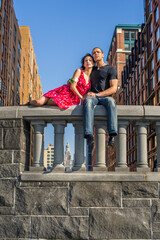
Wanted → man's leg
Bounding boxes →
[83,97,98,145]
[99,97,117,146]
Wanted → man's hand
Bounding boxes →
[84,92,96,98]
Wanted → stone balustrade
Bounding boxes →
[1,105,160,172]
[1,105,160,239]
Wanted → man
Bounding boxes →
[83,47,118,146]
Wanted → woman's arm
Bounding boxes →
[70,69,83,99]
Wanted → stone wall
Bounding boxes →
[1,178,160,239]
[0,114,160,239]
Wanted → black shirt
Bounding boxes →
[90,65,118,93]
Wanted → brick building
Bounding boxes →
[120,0,160,171]
[0,0,21,106]
[19,26,43,105]
[107,24,141,105]
[44,144,54,169]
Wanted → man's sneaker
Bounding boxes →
[108,136,115,147]
[86,134,94,146]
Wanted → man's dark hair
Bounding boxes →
[92,47,104,54]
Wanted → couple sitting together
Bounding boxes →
[27,47,118,147]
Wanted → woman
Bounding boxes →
[26,54,95,109]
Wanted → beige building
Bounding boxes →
[19,26,43,105]
[44,144,54,169]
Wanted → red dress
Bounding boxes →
[43,70,91,109]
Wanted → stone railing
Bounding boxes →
[1,105,160,173]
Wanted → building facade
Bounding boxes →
[121,0,160,171]
[44,144,54,169]
[19,26,43,105]
[107,24,142,104]
[0,0,21,106]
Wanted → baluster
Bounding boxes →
[93,121,107,171]
[30,121,46,171]
[72,121,85,171]
[115,121,129,171]
[136,121,150,172]
[52,121,66,172]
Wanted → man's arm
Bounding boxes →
[85,79,118,98]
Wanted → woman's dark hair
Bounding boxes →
[81,53,95,70]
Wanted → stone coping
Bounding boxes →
[21,171,160,182]
[1,105,160,121]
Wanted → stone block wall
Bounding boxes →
[1,118,160,239]
[1,179,160,239]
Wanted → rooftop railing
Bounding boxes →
[1,105,160,173]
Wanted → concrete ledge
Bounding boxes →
[21,171,160,182]
[1,105,160,122]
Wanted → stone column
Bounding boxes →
[156,122,160,171]
[93,121,107,171]
[72,121,85,171]
[136,121,150,172]
[115,121,129,171]
[30,121,46,171]
[52,121,66,172]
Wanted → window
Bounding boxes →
[124,31,136,51]
[135,70,137,80]
[14,25,16,42]
[138,95,141,105]
[155,5,159,23]
[150,38,153,53]
[3,9,5,20]
[17,61,20,76]
[0,97,2,106]
[142,73,144,85]
[156,46,160,62]
[138,79,141,90]
[157,89,160,103]
[12,69,15,84]
[157,67,160,82]
[51,151,54,153]
[18,42,21,58]
[142,89,145,102]
[1,60,3,72]
[2,42,4,54]
[3,25,4,37]
[150,21,153,35]
[149,0,152,14]
[51,148,54,150]
[0,77,2,91]
[151,58,154,74]
[138,63,140,75]
[135,85,137,95]
[17,81,20,94]
[156,27,160,43]
[13,47,15,63]
[151,76,155,89]
[142,56,144,69]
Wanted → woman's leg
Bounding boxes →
[29,96,49,106]
[46,98,57,106]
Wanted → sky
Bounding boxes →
[13,0,144,157]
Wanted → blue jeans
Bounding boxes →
[83,96,117,137]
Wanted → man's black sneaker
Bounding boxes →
[108,136,115,147]
[86,135,94,146]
